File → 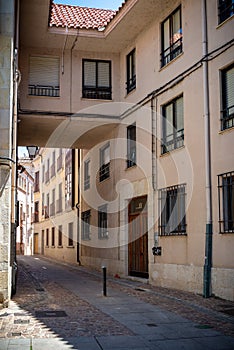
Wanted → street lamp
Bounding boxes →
[27,146,38,160]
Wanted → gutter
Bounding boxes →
[202,0,213,298]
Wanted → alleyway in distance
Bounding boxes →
[0,255,234,350]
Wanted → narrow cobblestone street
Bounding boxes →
[0,255,234,349]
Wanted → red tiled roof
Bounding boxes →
[50,3,117,29]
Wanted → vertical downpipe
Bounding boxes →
[202,0,213,298]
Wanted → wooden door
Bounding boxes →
[34,233,39,254]
[128,196,148,278]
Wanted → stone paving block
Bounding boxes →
[97,335,147,349]
[0,339,9,350]
[195,335,234,350]
[32,338,74,350]
[148,338,209,350]
[65,336,102,350]
[7,338,30,350]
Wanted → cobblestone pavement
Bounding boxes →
[0,259,133,340]
[0,255,233,345]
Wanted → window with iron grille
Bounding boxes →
[56,183,63,214]
[34,171,40,192]
[57,148,63,172]
[58,225,63,246]
[82,59,112,100]
[28,56,60,97]
[158,184,186,236]
[45,159,50,183]
[82,210,91,240]
[218,171,234,233]
[50,188,55,216]
[51,227,55,246]
[84,159,90,190]
[127,123,136,168]
[65,149,72,208]
[50,151,56,178]
[34,201,39,223]
[46,228,49,246]
[161,95,184,154]
[161,6,183,67]
[99,143,110,182]
[221,64,234,130]
[98,205,108,239]
[42,165,45,183]
[45,193,49,218]
[68,222,74,246]
[42,193,45,216]
[218,0,234,24]
[126,49,136,94]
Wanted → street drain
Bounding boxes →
[195,324,213,329]
[147,323,158,327]
[35,287,45,292]
[35,310,67,318]
[14,319,30,324]
[11,332,22,336]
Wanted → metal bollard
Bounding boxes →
[102,266,107,296]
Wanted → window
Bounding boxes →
[51,227,55,246]
[34,201,39,223]
[221,64,234,130]
[126,49,136,93]
[28,56,60,97]
[34,171,40,192]
[57,148,63,171]
[50,188,55,216]
[218,0,234,24]
[42,193,45,216]
[65,150,72,208]
[58,225,63,246]
[45,159,50,183]
[46,228,49,246]
[218,171,234,233]
[42,165,45,183]
[99,143,110,182]
[68,222,74,246]
[82,59,111,100]
[158,184,186,236]
[56,183,63,214]
[81,210,91,240]
[84,159,90,190]
[98,205,108,239]
[161,95,184,154]
[51,151,56,178]
[161,6,182,67]
[127,123,136,168]
[45,193,49,218]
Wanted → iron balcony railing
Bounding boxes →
[82,87,112,100]
[161,129,184,154]
[161,36,183,67]
[28,85,60,97]
[126,74,136,94]
[99,163,110,182]
[221,105,234,130]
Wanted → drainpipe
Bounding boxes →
[202,0,213,298]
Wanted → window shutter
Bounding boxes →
[84,61,96,87]
[175,96,184,131]
[98,62,110,87]
[29,56,59,87]
[225,66,234,113]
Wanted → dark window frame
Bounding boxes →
[51,227,55,247]
[126,48,136,94]
[58,225,63,246]
[65,149,72,208]
[84,159,90,190]
[46,228,49,246]
[82,59,112,100]
[81,210,91,240]
[161,95,184,154]
[68,222,74,246]
[218,0,234,24]
[218,171,234,233]
[221,63,234,131]
[99,143,110,182]
[127,123,136,168]
[161,6,183,67]
[158,184,187,236]
[98,205,108,239]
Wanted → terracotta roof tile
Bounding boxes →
[50,3,117,29]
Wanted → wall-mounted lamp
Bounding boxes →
[27,146,38,160]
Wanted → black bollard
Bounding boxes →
[102,266,107,296]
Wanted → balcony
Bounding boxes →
[57,154,63,171]
[28,85,60,97]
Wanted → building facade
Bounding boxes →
[0,0,233,305]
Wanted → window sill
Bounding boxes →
[216,14,234,29]
[81,97,113,102]
[45,246,49,248]
[159,52,184,72]
[125,87,136,98]
[57,245,63,248]
[82,237,91,241]
[160,145,185,157]
[99,176,110,184]
[67,245,75,248]
[125,164,137,171]
[219,125,234,135]
[51,245,55,248]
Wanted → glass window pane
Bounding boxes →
[163,19,170,49]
